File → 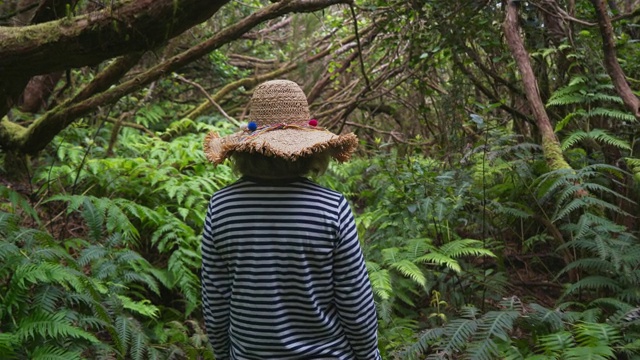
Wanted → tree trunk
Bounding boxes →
[503,0,572,172]
[18,72,63,112]
[590,0,640,120]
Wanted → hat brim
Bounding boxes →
[203,128,357,165]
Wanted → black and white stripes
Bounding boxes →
[201,177,380,360]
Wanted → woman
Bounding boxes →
[201,80,381,360]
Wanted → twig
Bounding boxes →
[173,73,241,127]
[0,2,39,22]
[345,121,407,143]
[349,3,371,90]
[531,1,596,26]
[104,116,156,137]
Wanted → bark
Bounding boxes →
[503,1,572,171]
[18,72,63,112]
[70,53,143,104]
[0,0,349,154]
[17,1,78,113]
[0,0,231,77]
[2,0,76,115]
[591,0,640,120]
[0,0,231,118]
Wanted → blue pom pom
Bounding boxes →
[247,121,258,131]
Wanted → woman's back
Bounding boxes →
[202,177,380,360]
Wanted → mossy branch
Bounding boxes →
[0,0,350,154]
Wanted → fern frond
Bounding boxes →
[104,201,139,241]
[0,185,40,223]
[33,285,64,313]
[115,315,134,355]
[547,94,588,106]
[381,247,401,264]
[558,258,615,277]
[3,262,85,315]
[116,295,159,319]
[561,130,631,151]
[417,252,461,273]
[443,318,479,353]
[390,259,427,287]
[0,333,16,357]
[554,196,629,222]
[573,322,621,347]
[15,311,99,344]
[128,319,149,360]
[562,346,614,360]
[81,198,104,241]
[0,212,20,239]
[537,331,575,353]
[78,245,108,267]
[586,93,624,104]
[555,111,581,132]
[0,233,20,262]
[366,261,392,301]
[460,306,481,320]
[565,276,622,297]
[29,345,83,360]
[122,271,160,295]
[587,107,636,121]
[529,303,565,331]
[438,239,480,255]
[477,310,519,342]
[400,327,446,360]
[449,243,496,258]
[466,338,499,360]
[406,237,434,258]
[494,203,532,219]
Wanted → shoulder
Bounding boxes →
[209,179,252,204]
[295,179,344,200]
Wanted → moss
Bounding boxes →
[0,117,28,150]
[541,134,572,172]
[1,21,64,48]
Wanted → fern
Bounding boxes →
[390,259,427,287]
[29,345,83,360]
[401,300,523,360]
[574,322,621,347]
[528,303,565,332]
[366,261,393,301]
[562,346,615,360]
[565,276,623,295]
[15,311,100,344]
[0,185,40,223]
[116,295,159,318]
[537,331,575,354]
[0,333,16,357]
[478,310,520,342]
[443,317,480,354]
[561,129,631,151]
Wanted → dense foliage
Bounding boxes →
[2,0,640,359]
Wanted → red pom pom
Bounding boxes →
[308,119,318,127]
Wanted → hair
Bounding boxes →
[230,151,331,179]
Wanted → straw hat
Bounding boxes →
[203,80,358,165]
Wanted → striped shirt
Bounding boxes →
[201,177,381,360]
